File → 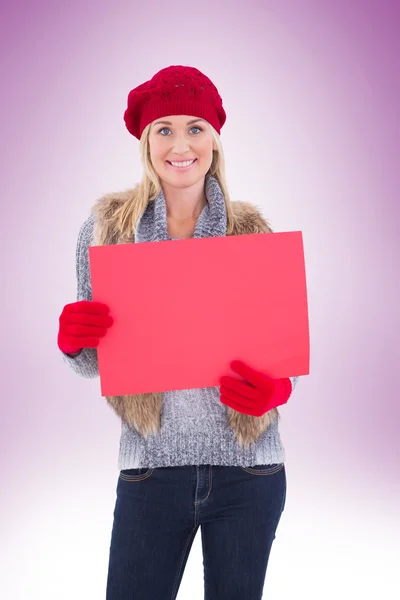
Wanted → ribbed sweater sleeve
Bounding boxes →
[60,213,99,379]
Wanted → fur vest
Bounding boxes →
[91,189,280,448]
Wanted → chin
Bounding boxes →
[161,170,207,188]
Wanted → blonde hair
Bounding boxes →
[111,122,235,239]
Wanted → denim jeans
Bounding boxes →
[106,463,286,600]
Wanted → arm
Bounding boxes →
[60,214,99,379]
[289,376,299,393]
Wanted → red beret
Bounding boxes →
[124,65,226,140]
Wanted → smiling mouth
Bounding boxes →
[166,159,197,168]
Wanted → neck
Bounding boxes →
[163,178,208,222]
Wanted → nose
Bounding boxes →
[171,132,191,154]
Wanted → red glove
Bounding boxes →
[58,300,114,354]
[219,360,292,417]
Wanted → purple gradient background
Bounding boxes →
[1,1,399,598]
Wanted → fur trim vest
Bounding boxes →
[90,186,280,448]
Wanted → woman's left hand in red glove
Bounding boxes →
[219,360,292,417]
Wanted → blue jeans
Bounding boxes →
[106,463,286,599]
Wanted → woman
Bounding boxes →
[58,65,298,600]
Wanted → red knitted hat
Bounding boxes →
[124,65,226,140]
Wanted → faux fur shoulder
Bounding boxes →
[229,200,273,235]
[90,187,136,222]
[90,187,138,245]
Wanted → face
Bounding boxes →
[148,115,217,189]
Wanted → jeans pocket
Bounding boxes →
[239,463,284,476]
[119,467,154,482]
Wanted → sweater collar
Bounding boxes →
[135,174,227,243]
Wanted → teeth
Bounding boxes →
[170,159,195,167]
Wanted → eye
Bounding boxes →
[157,126,203,136]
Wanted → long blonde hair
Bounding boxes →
[111,122,235,239]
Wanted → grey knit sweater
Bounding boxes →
[61,189,298,470]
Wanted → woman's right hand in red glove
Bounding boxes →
[58,300,114,355]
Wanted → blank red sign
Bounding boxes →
[89,231,309,396]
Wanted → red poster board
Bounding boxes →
[89,231,309,395]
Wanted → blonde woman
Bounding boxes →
[58,65,298,600]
